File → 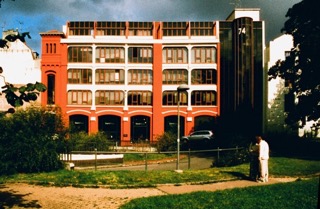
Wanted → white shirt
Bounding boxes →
[259,140,269,160]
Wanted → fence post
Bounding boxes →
[144,152,148,172]
[67,145,71,162]
[69,151,72,162]
[94,148,97,171]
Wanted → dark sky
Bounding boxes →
[0,0,301,54]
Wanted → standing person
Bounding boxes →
[256,135,269,182]
[249,138,260,181]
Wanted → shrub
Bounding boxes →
[67,132,113,151]
[0,106,67,175]
[155,132,177,152]
[213,148,250,167]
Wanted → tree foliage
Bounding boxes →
[0,106,68,175]
[268,0,320,127]
[0,31,31,48]
[1,82,46,108]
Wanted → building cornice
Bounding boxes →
[40,30,65,37]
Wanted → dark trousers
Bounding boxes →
[249,156,259,180]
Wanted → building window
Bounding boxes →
[191,47,216,63]
[67,90,92,105]
[47,74,55,104]
[95,47,125,63]
[69,21,94,35]
[163,22,187,36]
[68,69,92,84]
[162,47,188,64]
[95,69,124,84]
[45,43,56,54]
[128,69,152,84]
[162,69,188,84]
[162,91,187,105]
[128,47,153,63]
[95,90,124,105]
[96,21,126,36]
[191,91,216,106]
[129,22,153,36]
[191,69,217,84]
[128,91,152,105]
[68,46,92,63]
[190,22,214,36]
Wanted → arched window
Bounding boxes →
[191,69,217,84]
[162,69,188,84]
[191,47,216,63]
[191,90,216,106]
[162,47,188,63]
[47,74,55,104]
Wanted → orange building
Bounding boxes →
[40,9,265,145]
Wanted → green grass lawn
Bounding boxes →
[0,156,319,208]
[0,156,319,188]
[120,178,319,209]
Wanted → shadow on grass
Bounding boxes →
[0,184,41,208]
[221,171,250,180]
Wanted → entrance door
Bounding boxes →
[69,115,88,133]
[164,115,185,138]
[131,115,150,142]
[98,115,121,141]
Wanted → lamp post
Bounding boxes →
[176,84,189,172]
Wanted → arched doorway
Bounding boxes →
[194,116,216,132]
[98,115,121,142]
[164,115,185,138]
[69,114,89,133]
[131,115,150,142]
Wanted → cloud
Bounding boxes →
[0,0,301,53]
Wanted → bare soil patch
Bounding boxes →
[0,178,297,209]
[0,183,165,209]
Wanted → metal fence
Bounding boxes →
[61,146,243,171]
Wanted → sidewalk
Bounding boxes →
[0,178,298,209]
[156,177,297,194]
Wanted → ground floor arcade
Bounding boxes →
[69,113,217,145]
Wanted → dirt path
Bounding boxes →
[0,183,165,209]
[0,178,297,209]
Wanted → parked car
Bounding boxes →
[181,130,215,144]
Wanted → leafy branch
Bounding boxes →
[1,82,46,107]
[1,30,47,113]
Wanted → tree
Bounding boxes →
[0,31,46,113]
[0,106,68,174]
[268,0,320,129]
